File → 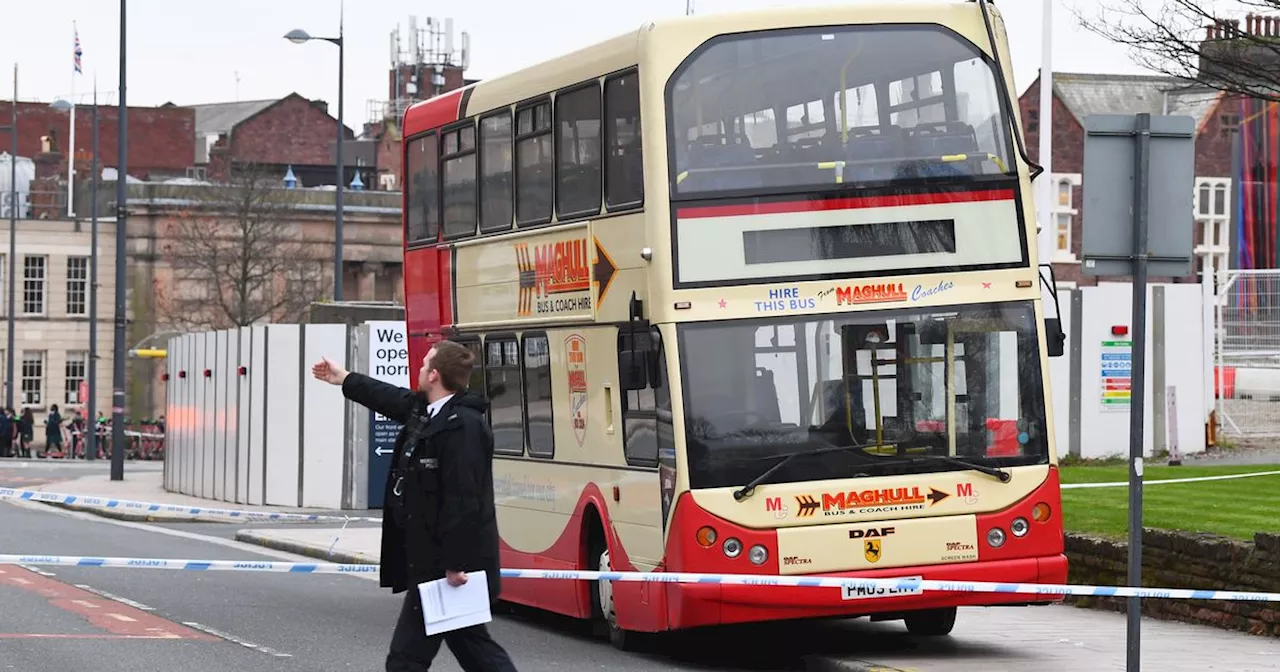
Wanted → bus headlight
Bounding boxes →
[748,545,768,565]
[723,538,743,558]
[1010,517,1030,537]
[987,527,1007,548]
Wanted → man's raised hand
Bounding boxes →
[311,357,350,386]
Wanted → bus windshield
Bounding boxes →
[677,301,1048,489]
[667,24,1015,195]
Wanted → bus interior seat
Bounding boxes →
[907,122,978,177]
[685,137,762,191]
[813,378,867,441]
[776,136,831,185]
[753,367,783,425]
[843,126,907,182]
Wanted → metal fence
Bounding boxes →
[1215,269,1280,437]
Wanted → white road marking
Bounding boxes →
[182,621,292,657]
[73,584,156,611]
[105,613,137,622]
[18,564,56,577]
[70,599,99,609]
[10,577,31,585]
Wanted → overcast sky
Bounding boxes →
[2,0,1158,133]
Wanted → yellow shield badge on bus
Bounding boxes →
[566,334,588,445]
[864,539,882,563]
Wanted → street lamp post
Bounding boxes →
[285,19,345,302]
[111,0,127,481]
[52,93,99,462]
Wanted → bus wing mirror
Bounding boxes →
[619,349,649,391]
[1045,317,1066,357]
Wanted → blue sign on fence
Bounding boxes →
[366,321,409,509]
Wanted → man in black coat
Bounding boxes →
[312,340,517,672]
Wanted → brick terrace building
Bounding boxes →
[1018,72,1236,287]
[0,101,197,211]
[191,93,368,188]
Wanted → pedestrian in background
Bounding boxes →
[312,340,517,672]
[0,408,13,458]
[17,408,33,458]
[45,404,64,458]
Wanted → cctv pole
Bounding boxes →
[110,0,127,480]
[5,65,16,410]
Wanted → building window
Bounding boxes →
[441,123,478,239]
[1049,173,1081,260]
[1194,176,1232,272]
[479,111,514,233]
[1219,113,1240,139]
[21,351,44,406]
[555,83,603,218]
[604,70,644,209]
[23,256,46,315]
[522,333,554,458]
[515,99,554,226]
[405,131,439,243]
[484,337,524,455]
[65,351,88,404]
[67,256,88,316]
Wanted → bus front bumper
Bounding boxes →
[666,553,1068,629]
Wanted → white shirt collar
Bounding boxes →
[426,394,454,418]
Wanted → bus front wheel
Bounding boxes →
[903,607,957,636]
[595,547,644,651]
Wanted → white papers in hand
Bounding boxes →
[418,571,492,635]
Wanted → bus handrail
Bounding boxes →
[674,152,1009,185]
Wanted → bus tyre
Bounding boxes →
[903,607,957,637]
[596,548,643,651]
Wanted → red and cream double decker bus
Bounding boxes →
[399,0,1067,649]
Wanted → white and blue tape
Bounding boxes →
[4,469,1279,524]
[1,555,1278,603]
[0,488,383,524]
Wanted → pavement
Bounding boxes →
[4,458,1280,670]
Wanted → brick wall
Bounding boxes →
[0,102,195,179]
[223,94,352,169]
[1065,530,1280,636]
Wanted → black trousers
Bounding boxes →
[386,586,518,672]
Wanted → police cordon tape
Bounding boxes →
[0,487,383,524]
[3,469,1278,525]
[1059,469,1280,489]
[2,554,1279,603]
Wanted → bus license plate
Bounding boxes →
[840,576,924,601]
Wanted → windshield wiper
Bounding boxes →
[908,455,1012,483]
[732,442,881,502]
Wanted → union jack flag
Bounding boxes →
[74,24,82,74]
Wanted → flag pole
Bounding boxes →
[68,20,78,219]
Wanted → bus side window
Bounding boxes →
[604,70,643,210]
[618,327,665,467]
[479,111,514,233]
[522,333,555,459]
[516,100,553,226]
[442,122,478,239]
[405,131,439,243]
[555,83,603,219]
[486,336,525,455]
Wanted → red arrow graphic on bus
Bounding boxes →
[593,237,617,306]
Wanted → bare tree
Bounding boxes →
[1078,0,1280,100]
[157,165,330,329]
